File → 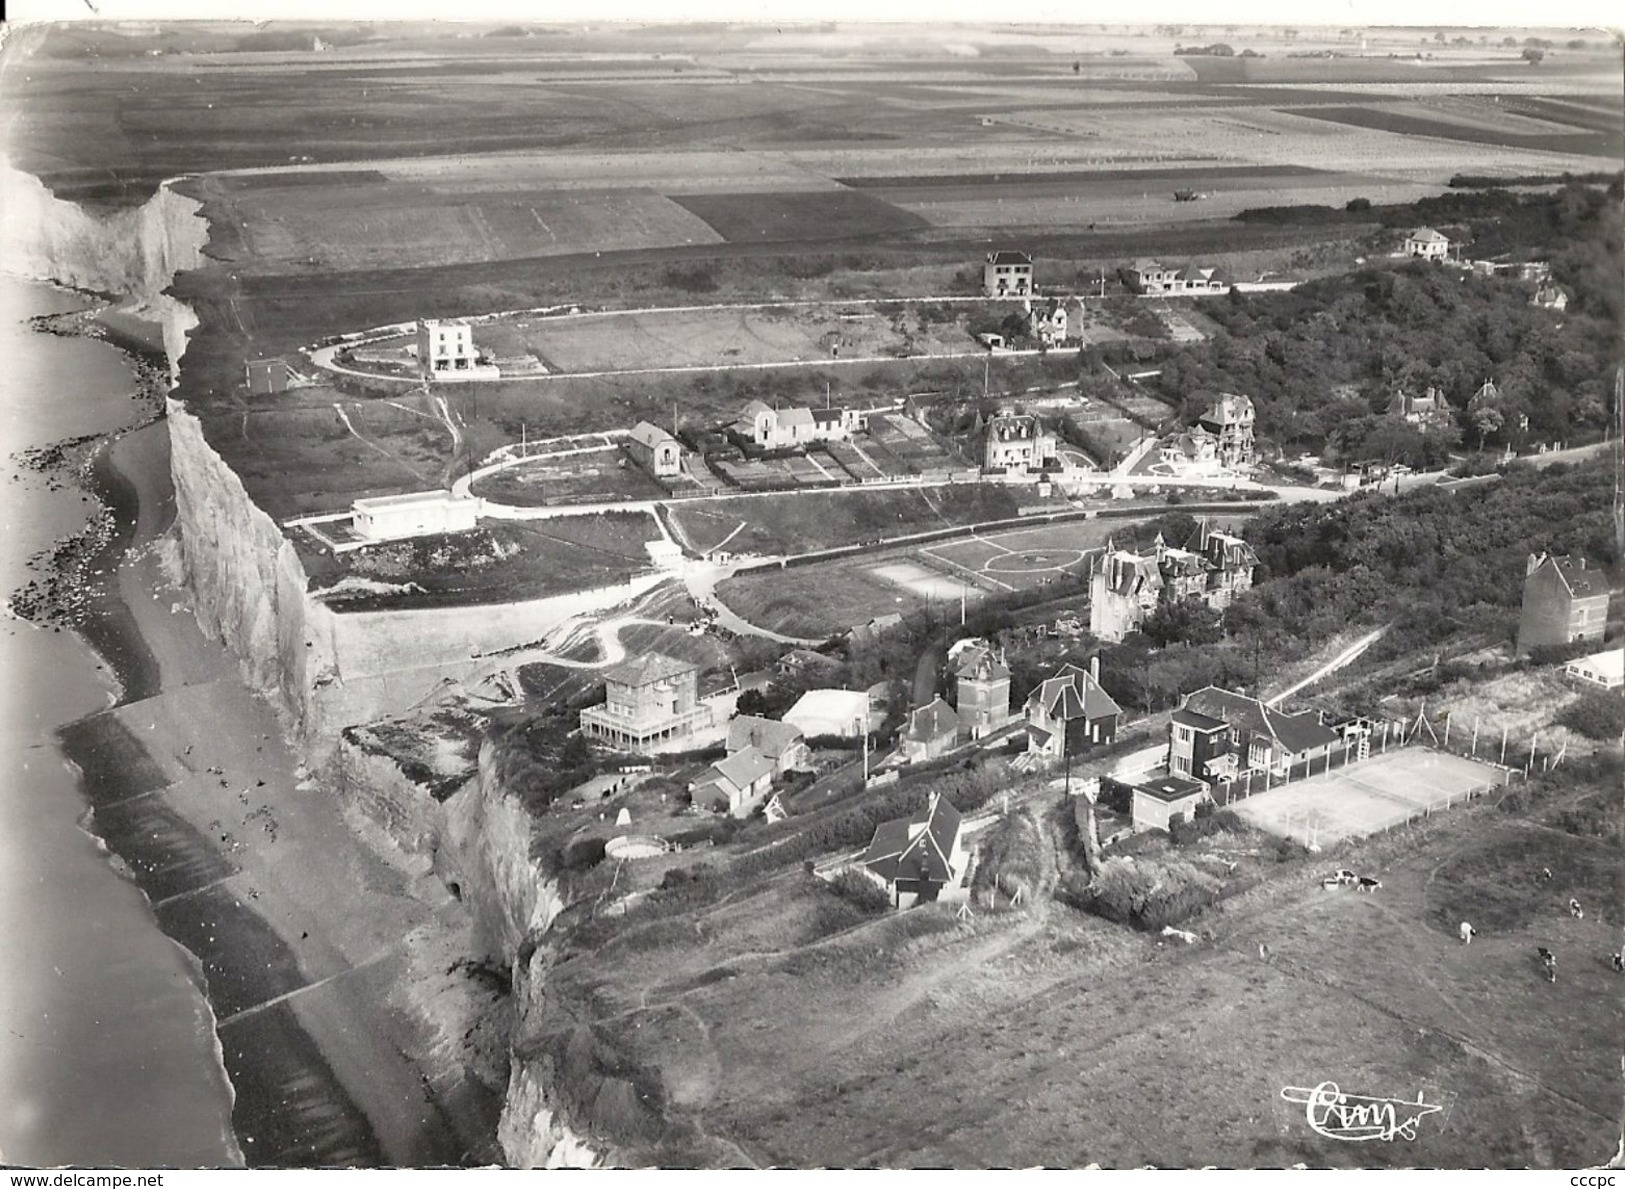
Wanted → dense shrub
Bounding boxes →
[825,867,891,913]
[971,808,1049,906]
[1558,690,1625,741]
[1058,856,1222,931]
[1169,808,1246,846]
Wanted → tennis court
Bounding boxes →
[1231,748,1511,848]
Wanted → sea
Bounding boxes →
[0,275,240,1168]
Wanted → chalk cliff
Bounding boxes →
[8,160,618,1170]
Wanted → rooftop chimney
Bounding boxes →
[1090,655,1100,682]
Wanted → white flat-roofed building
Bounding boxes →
[351,490,480,541]
[783,688,871,739]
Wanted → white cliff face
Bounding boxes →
[0,159,207,302]
[5,158,619,1169]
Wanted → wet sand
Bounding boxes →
[58,417,504,1166]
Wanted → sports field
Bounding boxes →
[1232,749,1510,848]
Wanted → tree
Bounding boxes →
[1140,597,1224,649]
[1522,46,1546,64]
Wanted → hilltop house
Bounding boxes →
[1125,260,1235,296]
[1196,393,1256,468]
[1089,519,1258,641]
[732,400,863,451]
[1517,552,1612,654]
[1024,659,1122,759]
[726,714,809,776]
[951,640,1015,740]
[245,358,296,395]
[1027,298,1068,347]
[984,251,1033,297]
[1386,386,1454,432]
[982,409,1058,472]
[902,696,960,763]
[689,746,776,818]
[580,652,710,753]
[1404,228,1451,260]
[861,792,968,909]
[1531,285,1569,312]
[351,490,480,542]
[626,422,683,478]
[1168,686,1340,786]
[415,319,500,382]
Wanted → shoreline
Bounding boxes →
[40,306,503,1167]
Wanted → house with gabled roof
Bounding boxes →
[1517,552,1612,654]
[1089,521,1256,642]
[902,696,961,763]
[1024,658,1122,759]
[689,745,776,817]
[982,408,1057,472]
[579,651,710,753]
[951,640,1014,739]
[1168,686,1340,785]
[625,421,683,477]
[732,400,860,451]
[1386,386,1453,432]
[1027,297,1068,347]
[1404,227,1450,260]
[984,251,1033,297]
[726,714,809,776]
[861,792,968,908]
[1184,518,1259,608]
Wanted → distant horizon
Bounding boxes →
[6,5,1622,36]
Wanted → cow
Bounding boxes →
[1356,876,1382,892]
[1538,947,1557,983]
[1611,952,1624,975]
[1541,866,1553,880]
[1568,898,1584,920]
[1161,925,1199,945]
[1459,922,1476,945]
[1332,869,1357,885]
[1258,942,1273,962]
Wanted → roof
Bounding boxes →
[601,651,699,689]
[1027,663,1122,723]
[353,489,463,511]
[246,357,291,374]
[906,696,960,743]
[955,642,1010,683]
[708,745,775,793]
[811,407,844,425]
[863,793,964,885]
[1469,379,1501,407]
[628,421,678,451]
[727,715,805,760]
[1100,548,1162,598]
[1171,707,1225,731]
[784,689,870,735]
[740,399,774,419]
[777,407,816,431]
[1408,227,1449,243]
[1181,686,1339,755]
[1565,649,1624,686]
[1200,393,1254,426]
[1533,553,1607,598]
[1136,774,1208,803]
[987,251,1033,266]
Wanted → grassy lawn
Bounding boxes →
[529,770,1624,1168]
[470,450,668,507]
[306,513,659,611]
[668,486,1022,558]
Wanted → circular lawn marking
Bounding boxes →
[982,548,1087,576]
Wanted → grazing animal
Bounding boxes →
[1161,925,1199,945]
[1459,922,1476,945]
[1538,947,1557,983]
[1541,867,1553,880]
[1258,942,1272,962]
[1569,898,1584,920]
[1320,877,1344,890]
[1333,868,1357,885]
[1611,952,1623,974]
[1357,876,1382,892]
